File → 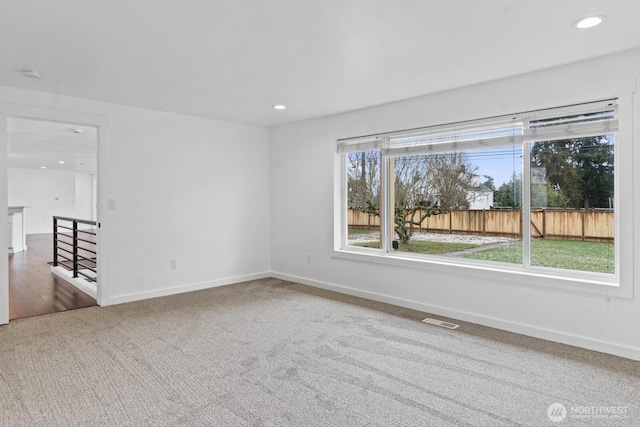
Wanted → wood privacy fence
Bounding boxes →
[348,208,614,242]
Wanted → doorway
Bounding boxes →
[6,117,99,320]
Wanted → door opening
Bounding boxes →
[6,117,99,320]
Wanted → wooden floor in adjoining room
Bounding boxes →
[8,233,96,320]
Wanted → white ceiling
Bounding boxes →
[7,118,97,173]
[1,1,640,128]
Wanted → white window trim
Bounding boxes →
[334,99,632,299]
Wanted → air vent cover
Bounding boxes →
[422,317,460,329]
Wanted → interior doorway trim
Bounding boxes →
[0,102,110,324]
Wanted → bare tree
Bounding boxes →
[393,153,477,243]
[348,151,478,244]
[347,151,380,213]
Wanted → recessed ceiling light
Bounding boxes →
[273,104,286,110]
[58,161,65,164]
[41,166,46,169]
[21,69,41,79]
[574,15,606,29]
[71,128,83,134]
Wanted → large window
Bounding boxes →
[339,100,617,279]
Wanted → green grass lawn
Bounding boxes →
[460,239,614,274]
[348,226,380,236]
[354,240,478,255]
[353,237,614,274]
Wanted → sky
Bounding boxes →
[464,146,523,188]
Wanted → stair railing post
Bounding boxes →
[73,220,79,278]
[53,217,58,267]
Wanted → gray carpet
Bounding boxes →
[0,278,638,426]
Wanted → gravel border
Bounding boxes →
[348,231,516,246]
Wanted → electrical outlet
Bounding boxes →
[307,254,311,263]
[170,260,177,269]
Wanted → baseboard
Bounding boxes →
[8,245,26,253]
[103,271,271,306]
[51,266,97,299]
[271,271,640,361]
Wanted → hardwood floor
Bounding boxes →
[8,233,96,320]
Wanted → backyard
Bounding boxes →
[349,227,614,274]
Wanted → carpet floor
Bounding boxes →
[0,278,638,426]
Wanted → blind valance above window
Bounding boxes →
[336,99,617,155]
[525,101,618,141]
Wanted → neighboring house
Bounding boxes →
[467,187,494,210]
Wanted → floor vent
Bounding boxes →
[422,318,460,330]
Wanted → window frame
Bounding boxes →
[334,99,627,297]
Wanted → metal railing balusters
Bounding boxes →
[53,216,98,283]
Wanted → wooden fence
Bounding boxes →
[348,208,614,242]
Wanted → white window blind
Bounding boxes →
[524,100,618,141]
[384,119,522,156]
[336,99,617,155]
[336,135,384,154]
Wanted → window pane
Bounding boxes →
[390,147,523,265]
[529,135,615,273]
[347,151,381,248]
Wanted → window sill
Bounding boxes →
[331,247,630,299]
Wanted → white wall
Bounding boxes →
[7,168,95,234]
[1,86,271,306]
[75,172,94,223]
[270,48,640,360]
